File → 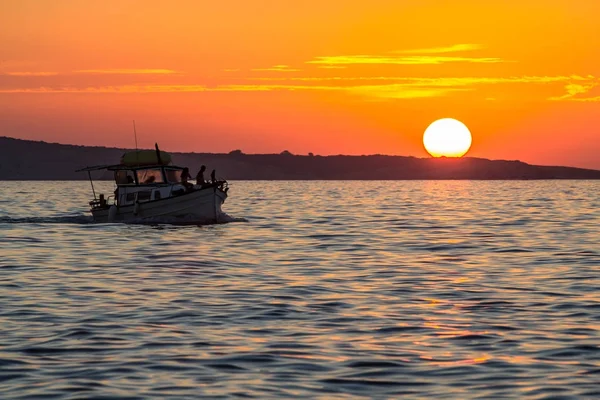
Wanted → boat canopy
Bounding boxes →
[76,164,185,173]
[75,164,121,172]
[76,143,173,172]
[121,149,172,166]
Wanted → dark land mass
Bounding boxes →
[1,136,600,180]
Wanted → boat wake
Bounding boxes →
[217,212,248,224]
[0,213,247,226]
[126,212,248,226]
[0,215,95,224]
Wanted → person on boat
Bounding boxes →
[116,172,128,184]
[180,167,193,191]
[211,169,217,184]
[196,165,206,185]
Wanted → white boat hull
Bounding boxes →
[91,186,227,223]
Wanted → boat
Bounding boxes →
[77,144,228,223]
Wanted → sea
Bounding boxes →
[1,180,599,399]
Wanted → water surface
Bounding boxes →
[1,181,599,399]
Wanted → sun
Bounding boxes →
[423,118,472,158]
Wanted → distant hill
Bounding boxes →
[1,136,600,180]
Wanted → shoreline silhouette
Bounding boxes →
[1,136,599,180]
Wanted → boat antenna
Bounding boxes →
[133,120,139,150]
[133,120,139,165]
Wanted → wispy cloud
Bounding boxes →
[0,71,58,76]
[347,85,469,99]
[0,85,206,93]
[0,81,504,100]
[394,44,484,54]
[251,65,301,72]
[0,68,179,76]
[571,96,600,102]
[74,69,179,75]
[305,44,507,67]
[214,84,339,92]
[0,84,342,94]
[249,75,590,85]
[2,75,596,101]
[549,82,599,101]
[243,75,595,99]
[307,55,505,66]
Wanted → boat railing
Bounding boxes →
[89,194,113,209]
[195,179,228,191]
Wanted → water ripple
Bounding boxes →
[0,180,599,398]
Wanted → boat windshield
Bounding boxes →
[137,168,164,184]
[115,170,136,185]
[165,169,182,183]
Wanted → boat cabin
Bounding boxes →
[77,147,195,210]
[110,165,189,207]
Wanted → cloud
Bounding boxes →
[549,82,599,101]
[571,96,600,102]
[74,69,179,75]
[251,65,301,72]
[346,85,470,99]
[221,75,598,100]
[0,85,207,93]
[0,71,58,76]
[249,75,590,86]
[0,82,472,99]
[1,75,596,101]
[306,55,505,66]
[305,44,506,67]
[0,69,180,77]
[394,44,484,54]
[0,61,58,76]
[243,75,596,99]
[215,84,338,92]
[0,84,342,94]
[213,84,462,99]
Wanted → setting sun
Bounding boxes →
[423,118,473,158]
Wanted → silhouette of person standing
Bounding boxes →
[196,165,206,185]
[180,167,193,190]
[210,169,216,184]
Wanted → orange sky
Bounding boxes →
[1,0,599,168]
